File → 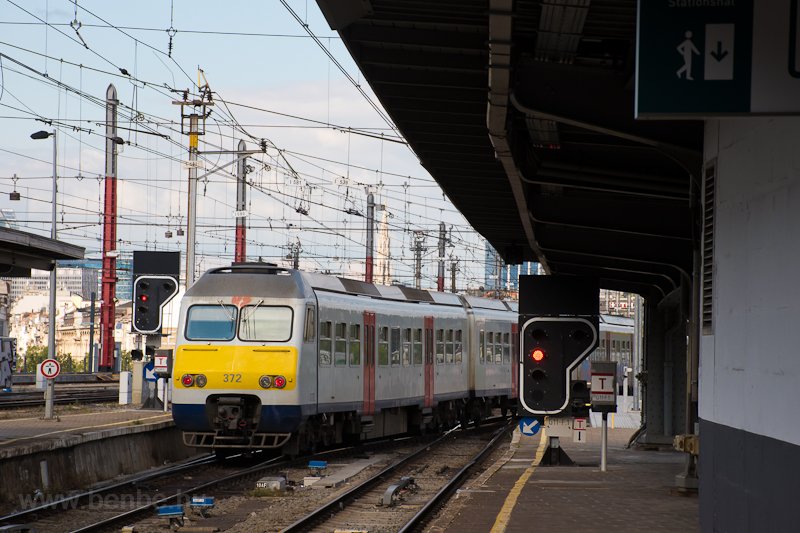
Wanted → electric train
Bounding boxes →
[171,263,518,453]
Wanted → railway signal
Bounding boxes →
[132,275,179,334]
[517,275,599,418]
[519,317,597,415]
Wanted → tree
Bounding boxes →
[57,352,76,373]
[22,345,48,373]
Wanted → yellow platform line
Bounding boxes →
[490,427,548,533]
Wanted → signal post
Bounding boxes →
[517,275,599,465]
[131,251,180,409]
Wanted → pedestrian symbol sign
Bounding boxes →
[41,358,60,379]
[638,1,800,116]
[519,417,541,437]
[636,1,753,117]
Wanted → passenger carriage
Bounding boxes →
[171,263,517,453]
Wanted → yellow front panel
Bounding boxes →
[173,345,298,390]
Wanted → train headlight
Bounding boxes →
[259,375,272,389]
[195,374,207,388]
[181,374,194,387]
[273,375,286,389]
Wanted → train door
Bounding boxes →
[363,311,376,415]
[424,316,434,407]
[511,323,519,398]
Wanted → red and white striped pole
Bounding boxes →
[100,84,118,372]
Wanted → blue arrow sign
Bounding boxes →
[519,417,541,437]
[144,361,157,382]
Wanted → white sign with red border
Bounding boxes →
[573,417,587,443]
[41,358,61,379]
[591,361,618,408]
[154,356,169,373]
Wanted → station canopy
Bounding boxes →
[0,227,85,277]
[317,0,704,301]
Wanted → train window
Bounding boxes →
[378,326,389,366]
[402,328,412,366]
[319,321,332,365]
[239,305,293,342]
[435,329,445,364]
[390,327,401,366]
[349,324,361,366]
[494,332,502,364]
[503,332,510,364]
[303,306,316,342]
[455,330,463,364]
[413,328,423,365]
[334,323,347,366]
[445,329,454,364]
[479,330,485,363]
[185,304,237,341]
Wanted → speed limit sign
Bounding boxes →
[41,358,61,379]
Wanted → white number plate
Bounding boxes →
[544,416,573,438]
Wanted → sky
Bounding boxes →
[0,0,495,291]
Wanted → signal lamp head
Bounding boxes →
[181,374,194,387]
[531,348,545,362]
[139,294,149,302]
[273,375,286,389]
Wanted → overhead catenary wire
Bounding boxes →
[0,12,492,288]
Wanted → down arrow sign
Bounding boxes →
[710,41,729,62]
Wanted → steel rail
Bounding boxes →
[0,454,216,525]
[398,422,513,532]
[70,454,289,533]
[281,418,510,533]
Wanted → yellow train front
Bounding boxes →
[171,264,316,450]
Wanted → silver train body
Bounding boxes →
[171,264,519,452]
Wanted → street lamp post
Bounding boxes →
[31,129,57,419]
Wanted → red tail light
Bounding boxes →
[181,374,194,387]
[273,375,286,389]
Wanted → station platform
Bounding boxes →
[438,425,698,532]
[0,407,191,507]
[0,408,173,459]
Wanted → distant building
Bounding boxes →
[7,267,98,302]
[375,209,392,285]
[0,209,18,229]
[484,242,540,292]
[58,258,133,301]
[0,280,9,336]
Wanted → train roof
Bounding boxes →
[186,264,309,299]
[302,270,465,307]
[190,264,518,311]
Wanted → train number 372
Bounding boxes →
[223,373,242,383]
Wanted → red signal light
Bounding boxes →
[139,294,149,302]
[181,374,194,387]
[531,348,545,362]
[273,375,286,389]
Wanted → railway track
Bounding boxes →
[284,420,512,533]
[1,418,511,532]
[0,387,119,408]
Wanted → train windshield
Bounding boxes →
[185,304,238,341]
[239,305,293,342]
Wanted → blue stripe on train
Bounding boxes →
[172,403,304,433]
